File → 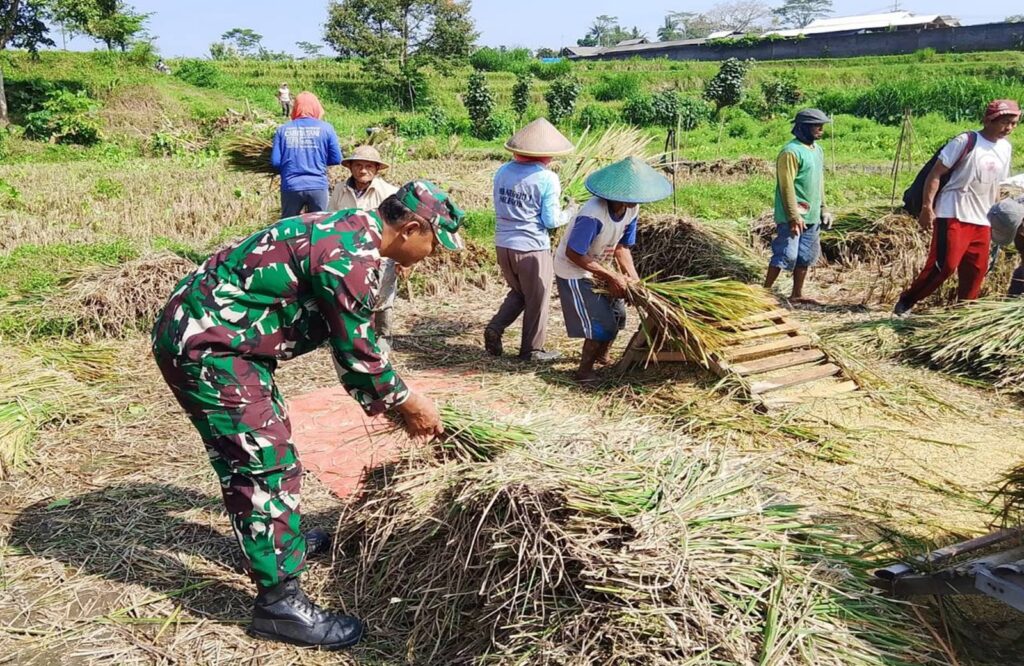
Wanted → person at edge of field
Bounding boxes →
[270,91,342,218]
[276,82,291,117]
[894,99,1019,317]
[987,189,1024,296]
[329,145,401,348]
[763,108,834,305]
[484,118,578,362]
[554,157,673,384]
[151,182,465,651]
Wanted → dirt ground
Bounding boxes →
[1,267,1023,664]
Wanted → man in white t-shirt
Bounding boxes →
[894,99,1019,316]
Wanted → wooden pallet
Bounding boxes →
[617,304,860,409]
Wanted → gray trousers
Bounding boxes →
[488,247,554,356]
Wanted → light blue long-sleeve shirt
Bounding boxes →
[493,161,564,251]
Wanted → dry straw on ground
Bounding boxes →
[330,415,944,665]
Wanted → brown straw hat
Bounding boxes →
[504,118,574,157]
[341,145,390,170]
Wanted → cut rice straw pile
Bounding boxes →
[331,416,945,664]
[991,460,1024,527]
[223,134,275,176]
[636,214,765,283]
[624,276,777,367]
[559,125,662,203]
[37,252,195,339]
[0,352,102,478]
[436,404,537,462]
[900,297,1024,392]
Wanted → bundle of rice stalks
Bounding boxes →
[408,238,496,296]
[223,134,275,176]
[991,461,1024,526]
[635,214,765,283]
[332,421,944,664]
[41,252,195,339]
[559,125,661,203]
[822,204,923,266]
[436,404,537,462]
[900,297,1024,391]
[624,277,776,367]
[0,352,100,478]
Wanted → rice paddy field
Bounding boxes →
[2,48,1024,664]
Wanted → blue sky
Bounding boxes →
[58,1,1007,57]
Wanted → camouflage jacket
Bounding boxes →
[152,210,408,415]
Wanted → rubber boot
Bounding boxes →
[248,578,363,650]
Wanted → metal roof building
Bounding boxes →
[766,11,959,38]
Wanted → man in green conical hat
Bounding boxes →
[553,157,672,383]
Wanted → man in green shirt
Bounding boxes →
[764,108,834,304]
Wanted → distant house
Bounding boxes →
[560,45,605,58]
[766,12,960,38]
[615,38,649,47]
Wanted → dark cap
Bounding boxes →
[793,108,832,125]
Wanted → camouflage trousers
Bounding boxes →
[152,349,306,590]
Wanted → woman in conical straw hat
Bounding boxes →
[485,117,577,363]
[553,156,672,383]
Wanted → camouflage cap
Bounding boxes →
[396,180,465,251]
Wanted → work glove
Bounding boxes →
[820,208,834,231]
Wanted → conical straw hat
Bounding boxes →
[341,145,390,170]
[504,118,574,157]
[585,157,673,204]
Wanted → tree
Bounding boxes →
[324,0,477,66]
[512,70,531,119]
[665,10,721,39]
[53,0,149,51]
[704,57,751,113]
[657,16,683,41]
[1,0,54,125]
[220,28,264,58]
[578,14,619,47]
[463,71,495,138]
[296,40,324,58]
[772,0,832,29]
[706,1,772,32]
[1006,15,1024,23]
[535,47,557,59]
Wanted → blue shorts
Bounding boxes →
[769,222,821,270]
[556,277,627,342]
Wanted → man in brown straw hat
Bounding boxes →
[485,118,577,362]
[330,145,401,344]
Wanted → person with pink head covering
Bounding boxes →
[270,91,342,217]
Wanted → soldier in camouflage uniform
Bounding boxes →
[152,181,464,650]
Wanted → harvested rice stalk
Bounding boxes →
[900,298,1024,392]
[636,215,764,283]
[332,423,945,664]
[560,125,662,203]
[623,277,776,367]
[0,353,100,478]
[223,134,275,176]
[436,405,537,462]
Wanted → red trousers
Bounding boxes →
[900,218,991,306]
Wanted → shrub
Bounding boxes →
[704,57,752,114]
[677,96,712,130]
[381,108,454,139]
[727,113,757,138]
[545,76,582,125]
[760,71,803,117]
[622,91,708,129]
[175,59,222,88]
[592,73,643,102]
[127,40,158,67]
[914,47,937,62]
[470,46,532,73]
[464,71,499,139]
[578,104,618,128]
[23,90,102,145]
[531,58,572,81]
[512,71,532,119]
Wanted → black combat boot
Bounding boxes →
[305,528,331,559]
[248,578,363,650]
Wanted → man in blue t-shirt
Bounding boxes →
[270,91,343,217]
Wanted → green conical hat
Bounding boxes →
[585,157,673,204]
